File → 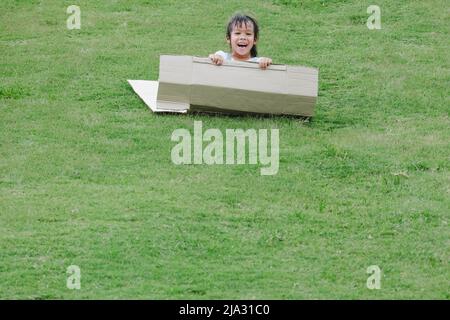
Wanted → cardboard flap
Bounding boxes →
[192,56,287,71]
[127,80,187,113]
[157,100,189,111]
[159,55,193,84]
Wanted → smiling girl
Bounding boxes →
[209,13,272,69]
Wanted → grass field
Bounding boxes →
[0,0,449,299]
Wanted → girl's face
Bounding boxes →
[227,22,256,60]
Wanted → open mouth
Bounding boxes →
[237,44,248,48]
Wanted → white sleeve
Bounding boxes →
[215,50,228,59]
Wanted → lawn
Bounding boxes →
[0,0,449,299]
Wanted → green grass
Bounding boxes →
[0,0,449,299]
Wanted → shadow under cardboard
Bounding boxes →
[153,104,313,122]
[128,79,312,123]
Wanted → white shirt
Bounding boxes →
[215,50,261,63]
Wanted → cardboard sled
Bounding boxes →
[128,55,319,116]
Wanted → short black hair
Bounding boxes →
[226,13,259,57]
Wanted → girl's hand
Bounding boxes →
[209,54,224,65]
[259,57,272,70]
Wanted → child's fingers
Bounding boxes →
[259,59,268,69]
[209,54,223,66]
[259,58,272,70]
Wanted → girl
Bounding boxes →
[209,13,272,69]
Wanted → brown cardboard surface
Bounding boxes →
[130,55,319,116]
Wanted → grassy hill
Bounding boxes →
[0,0,448,299]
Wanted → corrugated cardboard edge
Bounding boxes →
[127,80,187,113]
[189,55,319,76]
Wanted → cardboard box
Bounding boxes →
[128,55,318,116]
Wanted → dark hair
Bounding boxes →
[226,13,259,57]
